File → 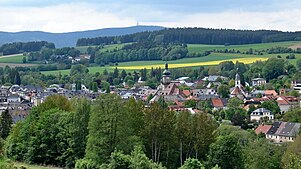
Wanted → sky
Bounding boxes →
[0,0,301,33]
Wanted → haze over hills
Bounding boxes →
[0,25,164,48]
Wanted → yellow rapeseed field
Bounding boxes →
[118,57,268,70]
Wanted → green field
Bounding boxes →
[76,43,131,53]
[0,158,60,169]
[0,54,26,63]
[187,41,301,54]
[36,41,301,75]
[42,52,300,75]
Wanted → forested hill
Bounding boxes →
[0,26,164,48]
[76,28,301,46]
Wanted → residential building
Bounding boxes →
[250,108,274,122]
[211,98,228,110]
[255,124,272,135]
[266,121,300,143]
[252,78,266,87]
[276,96,300,113]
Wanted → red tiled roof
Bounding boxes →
[276,99,289,105]
[265,90,278,96]
[211,98,224,108]
[174,100,184,107]
[255,124,272,135]
[182,90,191,97]
[231,86,242,95]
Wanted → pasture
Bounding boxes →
[39,41,301,75]
[0,54,26,63]
[187,41,301,54]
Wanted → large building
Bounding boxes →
[150,63,186,102]
[266,121,300,143]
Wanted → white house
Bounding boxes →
[250,108,274,122]
[252,78,266,87]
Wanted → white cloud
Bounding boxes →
[0,3,137,33]
[142,9,301,31]
[0,2,301,32]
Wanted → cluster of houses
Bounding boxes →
[0,63,300,142]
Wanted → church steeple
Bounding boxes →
[235,68,241,87]
[162,62,171,85]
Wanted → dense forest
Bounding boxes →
[76,28,301,46]
[0,41,55,55]
[94,42,189,64]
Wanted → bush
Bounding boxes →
[75,159,100,169]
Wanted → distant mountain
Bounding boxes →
[0,26,164,48]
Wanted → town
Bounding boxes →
[1,0,301,168]
[1,62,300,144]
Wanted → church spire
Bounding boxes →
[235,68,241,87]
[162,62,171,85]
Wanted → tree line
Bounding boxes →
[3,95,301,168]
[76,28,301,46]
[94,42,189,65]
[0,41,55,55]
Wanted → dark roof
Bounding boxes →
[267,121,281,135]
[267,121,300,137]
[277,122,300,137]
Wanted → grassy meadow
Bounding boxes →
[0,41,296,75]
[187,41,301,54]
[0,54,26,63]
[76,43,131,53]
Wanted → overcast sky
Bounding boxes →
[0,0,301,33]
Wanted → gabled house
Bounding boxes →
[266,121,300,143]
[211,98,228,110]
[276,96,300,113]
[250,108,274,122]
[255,124,272,135]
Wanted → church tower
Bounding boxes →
[235,72,241,87]
[162,63,171,85]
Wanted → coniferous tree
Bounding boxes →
[0,110,13,139]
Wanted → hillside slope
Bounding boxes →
[0,25,164,48]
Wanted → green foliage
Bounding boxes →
[85,94,128,164]
[75,158,100,169]
[263,58,285,80]
[282,136,301,169]
[179,158,204,169]
[282,108,301,122]
[207,135,244,169]
[142,102,176,165]
[261,100,281,114]
[184,100,197,108]
[217,84,230,98]
[0,41,54,55]
[296,59,301,70]
[244,139,285,169]
[4,95,89,168]
[227,97,243,109]
[0,110,13,139]
[22,56,27,63]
